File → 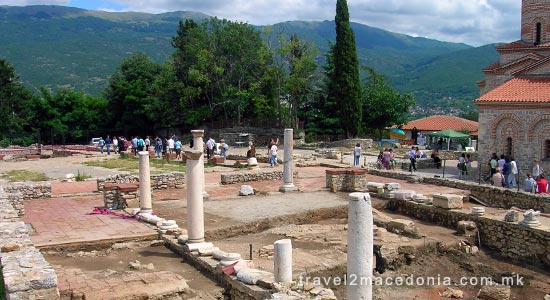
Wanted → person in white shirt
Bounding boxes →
[270,143,278,167]
[206,137,216,159]
[353,143,361,167]
[408,146,417,172]
[168,137,175,154]
[532,159,541,180]
[509,157,518,188]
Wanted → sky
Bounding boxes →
[0,0,523,46]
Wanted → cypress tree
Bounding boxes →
[328,0,362,138]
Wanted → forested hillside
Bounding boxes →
[0,5,499,114]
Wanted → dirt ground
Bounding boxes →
[3,149,550,299]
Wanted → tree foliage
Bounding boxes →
[327,0,362,138]
[0,59,36,144]
[362,68,415,139]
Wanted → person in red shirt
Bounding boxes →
[536,175,549,193]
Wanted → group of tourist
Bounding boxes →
[97,133,235,161]
[486,153,519,189]
[523,159,548,194]
[376,148,398,170]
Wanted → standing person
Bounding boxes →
[137,136,145,152]
[175,138,182,160]
[154,137,162,159]
[509,157,518,188]
[502,157,511,188]
[132,136,138,155]
[458,153,466,177]
[524,173,536,193]
[485,153,498,181]
[382,148,391,170]
[98,136,105,154]
[168,136,175,154]
[408,146,417,172]
[118,137,126,154]
[105,135,112,155]
[389,148,396,170]
[536,175,549,194]
[353,143,361,167]
[145,136,151,152]
[497,154,506,172]
[113,136,119,154]
[206,137,216,159]
[220,139,229,161]
[162,137,168,158]
[431,148,441,169]
[270,142,278,167]
[437,138,444,150]
[533,159,541,180]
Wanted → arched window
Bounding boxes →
[536,22,542,45]
[545,140,550,160]
[505,137,513,157]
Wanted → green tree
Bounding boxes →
[459,110,479,122]
[104,52,163,135]
[327,0,362,138]
[172,18,272,126]
[34,88,108,144]
[362,68,415,139]
[0,59,36,145]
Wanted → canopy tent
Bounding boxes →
[428,129,470,139]
[429,129,471,150]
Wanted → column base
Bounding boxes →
[279,184,298,193]
[139,208,153,214]
[188,237,205,243]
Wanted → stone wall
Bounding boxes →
[330,138,374,149]
[97,172,185,191]
[367,168,550,212]
[0,187,60,299]
[386,199,550,267]
[220,170,297,185]
[3,182,52,201]
[326,169,368,192]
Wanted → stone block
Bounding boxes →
[457,221,477,234]
[432,194,463,209]
[504,210,520,222]
[412,194,429,203]
[367,182,385,194]
[385,182,401,191]
[387,219,420,237]
[394,190,416,201]
[476,285,511,300]
[239,185,255,196]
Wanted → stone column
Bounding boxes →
[279,128,297,192]
[138,151,152,214]
[274,239,292,283]
[191,130,209,199]
[347,192,373,300]
[185,149,205,243]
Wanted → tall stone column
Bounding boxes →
[191,130,209,199]
[279,128,297,192]
[138,151,152,214]
[185,149,205,243]
[347,192,373,300]
[274,239,293,283]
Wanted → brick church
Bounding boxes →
[476,0,550,175]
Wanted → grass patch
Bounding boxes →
[75,170,92,181]
[0,170,50,182]
[83,155,187,174]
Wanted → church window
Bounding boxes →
[505,137,513,157]
[535,22,542,45]
[545,140,550,160]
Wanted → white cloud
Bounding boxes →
[0,0,522,46]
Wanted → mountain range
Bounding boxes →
[0,5,500,116]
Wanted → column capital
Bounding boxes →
[185,150,203,160]
[191,130,204,138]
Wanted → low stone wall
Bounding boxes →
[326,168,368,192]
[97,172,185,191]
[0,187,60,299]
[367,168,550,211]
[330,138,374,149]
[3,182,52,201]
[220,170,297,185]
[386,199,550,267]
[469,185,550,213]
